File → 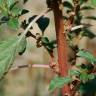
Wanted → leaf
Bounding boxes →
[91,0,96,6]
[69,70,80,76]
[36,16,50,33]
[1,16,9,22]
[23,0,28,4]
[88,74,95,80]
[81,6,94,10]
[82,29,95,39]
[80,0,89,5]
[41,37,49,46]
[49,76,72,92]
[48,40,57,49]
[11,6,22,16]
[18,36,27,54]
[21,9,29,16]
[77,50,96,64]
[41,38,56,51]
[0,36,27,79]
[28,16,49,33]
[9,1,19,10]
[80,73,88,83]
[85,16,96,20]
[63,1,73,9]
[7,0,15,8]
[0,0,4,7]
[7,18,19,29]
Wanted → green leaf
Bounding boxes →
[63,1,73,9]
[0,0,4,7]
[23,0,28,4]
[91,0,96,6]
[49,76,72,92]
[28,15,49,33]
[11,6,22,16]
[85,16,96,20]
[41,37,49,45]
[80,0,89,5]
[18,37,27,54]
[48,40,57,49]
[36,16,50,33]
[41,38,56,51]
[1,16,9,22]
[0,36,27,79]
[82,29,95,39]
[80,73,88,83]
[88,74,95,80]
[81,6,94,10]
[7,18,19,29]
[77,50,96,64]
[69,70,80,76]
[21,9,29,16]
[7,0,15,8]
[9,1,19,10]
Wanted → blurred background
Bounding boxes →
[0,0,96,96]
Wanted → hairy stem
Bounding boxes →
[52,0,70,95]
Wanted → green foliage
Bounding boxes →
[21,9,29,16]
[41,37,49,46]
[79,72,95,83]
[68,69,80,76]
[80,0,89,5]
[41,37,56,52]
[79,78,96,95]
[85,16,96,20]
[0,0,28,30]
[91,0,96,6]
[88,74,95,80]
[0,35,26,79]
[22,15,49,34]
[0,0,96,95]
[7,18,19,29]
[80,73,89,83]
[23,0,28,4]
[60,0,96,95]
[77,50,96,64]
[63,1,73,9]
[81,6,94,10]
[49,76,72,92]
[82,29,96,39]
[11,6,22,16]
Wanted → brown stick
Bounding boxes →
[10,64,50,72]
[52,0,70,95]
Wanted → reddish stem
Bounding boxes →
[52,0,70,95]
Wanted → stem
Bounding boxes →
[52,0,70,95]
[71,25,83,31]
[10,64,50,72]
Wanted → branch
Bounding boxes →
[52,0,70,95]
[10,64,50,72]
[19,8,51,40]
[71,25,84,31]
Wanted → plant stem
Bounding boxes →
[10,64,50,72]
[52,0,70,95]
